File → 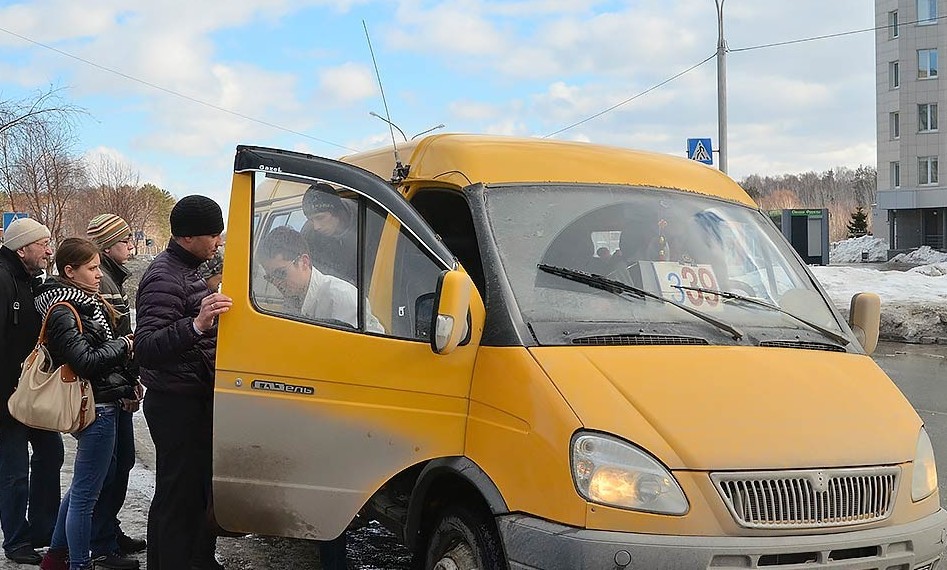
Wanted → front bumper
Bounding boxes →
[497,509,947,569]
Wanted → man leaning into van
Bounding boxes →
[134,196,232,570]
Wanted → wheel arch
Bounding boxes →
[404,456,509,550]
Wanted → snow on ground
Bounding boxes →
[817,237,947,343]
[891,245,947,264]
[829,235,889,263]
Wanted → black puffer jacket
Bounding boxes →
[0,247,43,425]
[134,240,216,398]
[34,279,135,404]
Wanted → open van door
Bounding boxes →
[213,146,484,540]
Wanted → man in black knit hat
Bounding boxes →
[134,195,232,570]
[300,183,357,285]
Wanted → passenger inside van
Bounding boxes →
[257,226,384,333]
[300,183,358,284]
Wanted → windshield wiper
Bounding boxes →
[537,264,744,341]
[672,285,850,346]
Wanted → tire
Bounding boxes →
[424,505,506,570]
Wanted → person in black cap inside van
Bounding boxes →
[300,183,358,285]
[134,195,232,570]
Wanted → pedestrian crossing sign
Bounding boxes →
[686,138,713,165]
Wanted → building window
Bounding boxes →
[891,161,901,188]
[891,111,901,138]
[918,49,938,79]
[890,61,900,88]
[919,103,938,131]
[918,0,937,23]
[919,156,939,185]
[890,10,900,38]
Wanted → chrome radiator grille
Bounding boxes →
[711,467,899,529]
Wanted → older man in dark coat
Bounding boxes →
[135,196,232,570]
[0,218,63,565]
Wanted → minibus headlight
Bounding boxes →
[571,433,688,515]
[912,427,938,502]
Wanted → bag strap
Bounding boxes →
[38,301,83,344]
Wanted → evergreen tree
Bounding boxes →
[847,206,869,238]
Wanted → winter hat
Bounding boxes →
[2,218,50,251]
[170,195,224,237]
[302,183,345,218]
[87,214,132,250]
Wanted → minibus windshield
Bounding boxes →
[484,184,849,345]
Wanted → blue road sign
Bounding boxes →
[686,138,713,165]
[2,212,29,233]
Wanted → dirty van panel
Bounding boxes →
[215,152,484,540]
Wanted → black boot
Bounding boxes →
[92,552,139,570]
[115,532,146,556]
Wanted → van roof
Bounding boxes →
[340,134,757,207]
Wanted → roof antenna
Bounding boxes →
[363,20,408,183]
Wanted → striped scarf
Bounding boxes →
[35,280,115,341]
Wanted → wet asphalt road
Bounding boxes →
[0,340,945,569]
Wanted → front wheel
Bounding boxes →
[424,506,506,570]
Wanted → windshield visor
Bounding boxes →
[485,185,847,345]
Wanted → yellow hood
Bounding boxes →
[529,345,921,471]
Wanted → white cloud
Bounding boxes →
[316,63,377,106]
[0,0,880,206]
[82,145,164,188]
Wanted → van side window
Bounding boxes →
[363,203,445,341]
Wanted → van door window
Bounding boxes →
[251,176,383,333]
[364,203,444,341]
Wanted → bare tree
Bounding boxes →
[3,118,85,245]
[0,87,81,137]
[79,155,175,247]
[0,87,84,231]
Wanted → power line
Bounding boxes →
[0,25,358,152]
[544,53,716,138]
[732,13,946,53]
[545,14,928,137]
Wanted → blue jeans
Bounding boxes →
[50,405,118,570]
[91,408,135,557]
[0,420,64,553]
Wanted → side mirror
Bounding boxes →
[849,292,880,355]
[430,269,472,355]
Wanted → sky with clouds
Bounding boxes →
[0,0,876,214]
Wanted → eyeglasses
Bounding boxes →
[26,239,52,251]
[263,256,300,283]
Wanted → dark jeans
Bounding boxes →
[144,390,216,570]
[90,408,135,557]
[0,420,64,553]
[49,405,118,570]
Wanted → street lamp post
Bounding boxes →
[715,0,728,174]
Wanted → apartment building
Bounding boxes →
[875,0,946,255]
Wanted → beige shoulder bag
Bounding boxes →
[8,301,96,433]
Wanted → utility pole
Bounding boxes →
[715,0,728,174]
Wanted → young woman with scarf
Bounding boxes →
[34,238,139,570]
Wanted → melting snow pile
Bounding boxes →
[811,263,947,343]
[890,246,947,264]
[828,236,889,264]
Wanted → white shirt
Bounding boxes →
[299,268,384,333]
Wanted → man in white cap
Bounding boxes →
[0,218,64,565]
